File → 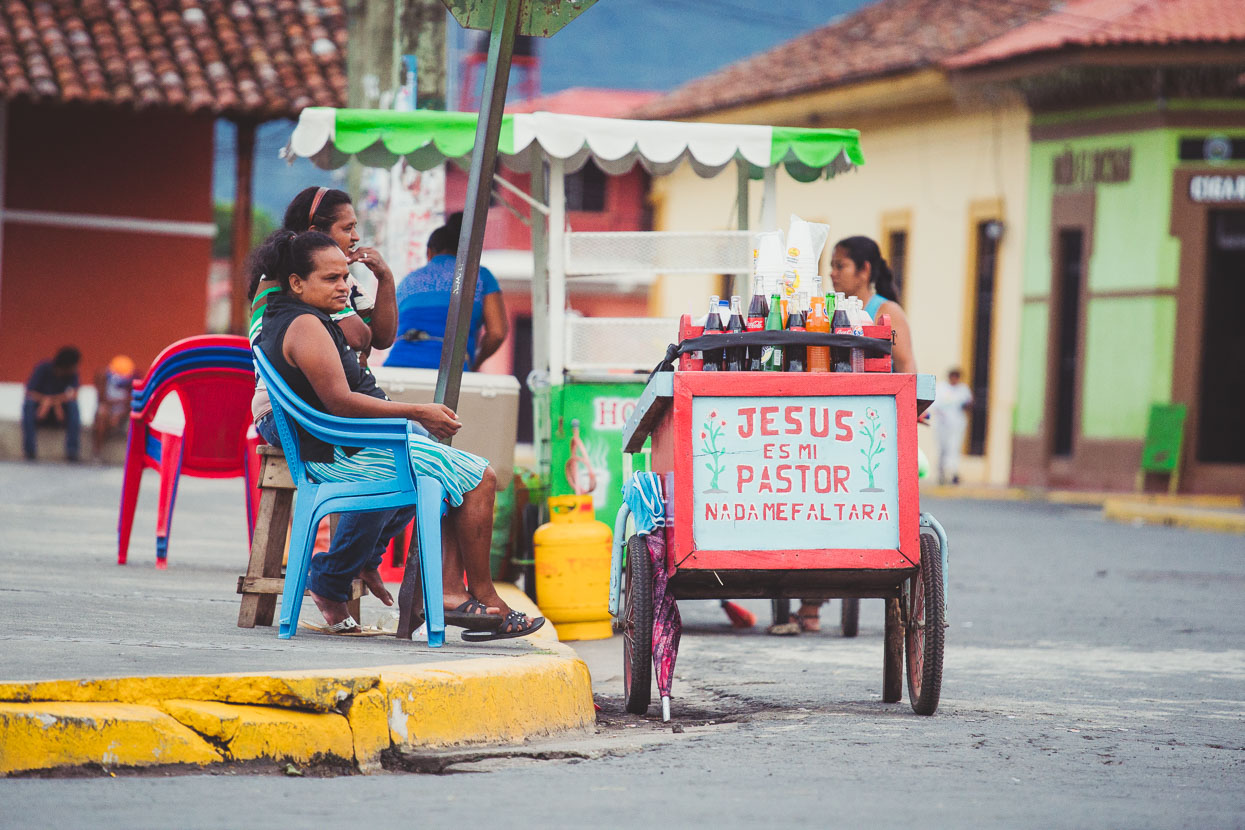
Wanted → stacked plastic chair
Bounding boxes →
[252,348,447,645]
[117,335,261,568]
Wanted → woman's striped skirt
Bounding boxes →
[305,435,489,507]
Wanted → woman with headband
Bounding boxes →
[248,186,398,359]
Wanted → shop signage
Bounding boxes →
[1189,174,1245,203]
[1052,147,1132,188]
[592,396,637,430]
[691,395,900,551]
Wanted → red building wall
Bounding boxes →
[444,164,651,251]
[1,102,214,384]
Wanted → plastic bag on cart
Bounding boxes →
[623,472,665,534]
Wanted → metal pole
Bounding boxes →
[529,155,551,485]
[530,155,549,377]
[760,165,778,231]
[434,0,520,418]
[547,154,566,380]
[736,158,750,297]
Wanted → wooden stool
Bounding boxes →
[237,445,366,627]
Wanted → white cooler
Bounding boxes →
[368,366,520,487]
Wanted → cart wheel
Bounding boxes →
[621,534,653,715]
[840,598,860,638]
[771,598,791,627]
[905,530,946,715]
[882,597,903,702]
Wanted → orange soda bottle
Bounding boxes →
[807,294,830,372]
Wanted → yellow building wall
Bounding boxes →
[648,95,1031,485]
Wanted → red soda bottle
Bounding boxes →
[784,292,807,372]
[831,291,853,372]
[702,295,723,371]
[725,295,746,372]
[745,282,769,371]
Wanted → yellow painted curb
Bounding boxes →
[1075,492,1242,509]
[0,702,222,775]
[347,688,389,772]
[161,700,354,764]
[381,647,594,749]
[0,670,378,712]
[1103,500,1245,534]
[919,484,1028,501]
[0,584,595,775]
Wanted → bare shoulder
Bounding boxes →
[287,313,332,342]
[879,299,909,325]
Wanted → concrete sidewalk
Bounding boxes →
[0,461,594,776]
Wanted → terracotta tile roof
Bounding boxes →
[0,1,347,117]
[948,0,1245,69]
[634,0,1062,120]
[507,87,660,117]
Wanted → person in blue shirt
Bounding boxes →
[23,346,81,462]
[385,212,508,370]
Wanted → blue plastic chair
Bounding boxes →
[252,348,447,645]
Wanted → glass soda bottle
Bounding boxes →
[725,295,746,372]
[702,294,723,371]
[831,291,853,372]
[745,281,769,371]
[848,297,866,373]
[785,292,807,372]
[807,294,830,372]
[763,292,784,370]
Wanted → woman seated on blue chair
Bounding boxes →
[250,229,543,640]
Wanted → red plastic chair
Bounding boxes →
[117,336,260,568]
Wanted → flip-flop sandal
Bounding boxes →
[302,615,387,637]
[796,609,821,634]
[766,618,801,636]
[444,598,505,631]
[460,611,545,642]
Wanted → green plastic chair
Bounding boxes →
[1136,403,1186,494]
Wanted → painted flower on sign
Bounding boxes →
[700,413,727,493]
[858,408,886,492]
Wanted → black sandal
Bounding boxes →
[460,610,545,642]
[444,599,505,631]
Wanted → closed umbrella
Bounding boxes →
[647,529,682,722]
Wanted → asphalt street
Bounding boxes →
[2,463,1243,828]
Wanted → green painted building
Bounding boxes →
[950,5,1245,495]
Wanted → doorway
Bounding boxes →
[1052,228,1084,458]
[967,221,999,456]
[1195,210,1245,463]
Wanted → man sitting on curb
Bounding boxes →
[22,346,82,462]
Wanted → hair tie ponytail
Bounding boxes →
[835,235,899,302]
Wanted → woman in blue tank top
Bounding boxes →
[794,236,917,634]
[830,235,915,373]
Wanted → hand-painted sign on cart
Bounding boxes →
[639,372,922,572]
[692,395,900,551]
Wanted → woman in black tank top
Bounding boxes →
[248,231,543,640]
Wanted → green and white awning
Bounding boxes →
[287,108,864,181]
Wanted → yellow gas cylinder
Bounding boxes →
[534,495,614,641]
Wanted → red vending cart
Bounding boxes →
[617,366,946,716]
